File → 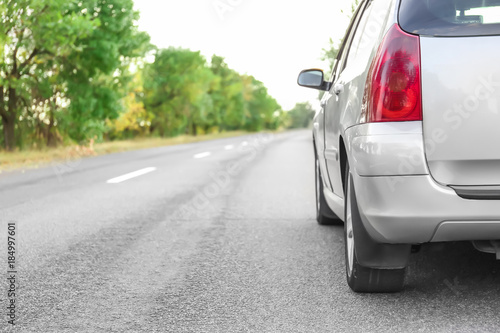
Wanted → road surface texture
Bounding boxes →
[1,130,500,332]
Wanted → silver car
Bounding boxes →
[298,0,500,292]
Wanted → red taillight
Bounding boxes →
[362,24,422,122]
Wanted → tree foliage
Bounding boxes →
[243,76,281,131]
[0,0,150,150]
[61,0,151,142]
[0,2,284,151]
[143,48,215,137]
[107,72,152,139]
[320,0,360,76]
[285,102,314,129]
[320,38,340,72]
[0,0,95,149]
[209,55,244,131]
[143,48,282,137]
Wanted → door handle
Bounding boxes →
[320,100,327,107]
[334,83,344,95]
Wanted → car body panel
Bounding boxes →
[312,105,333,192]
[420,36,500,186]
[346,122,427,176]
[323,186,345,222]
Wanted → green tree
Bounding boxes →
[0,0,150,150]
[209,55,245,132]
[243,76,282,131]
[143,48,215,137]
[0,0,96,150]
[286,102,315,129]
[108,71,153,139]
[60,0,151,143]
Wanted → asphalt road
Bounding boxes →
[1,130,500,332]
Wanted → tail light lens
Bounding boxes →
[362,24,422,122]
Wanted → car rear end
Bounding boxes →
[348,0,500,246]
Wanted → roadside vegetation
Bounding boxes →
[0,130,253,171]
[0,0,311,164]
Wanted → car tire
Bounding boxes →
[344,161,406,293]
[315,150,342,225]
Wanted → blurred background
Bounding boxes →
[0,0,357,167]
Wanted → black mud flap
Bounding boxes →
[350,176,411,269]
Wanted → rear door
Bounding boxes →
[324,1,367,196]
[400,0,500,186]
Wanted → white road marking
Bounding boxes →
[107,167,157,184]
[194,152,211,159]
[224,145,234,150]
[241,141,248,146]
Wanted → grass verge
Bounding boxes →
[0,131,249,172]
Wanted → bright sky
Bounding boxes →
[134,0,356,111]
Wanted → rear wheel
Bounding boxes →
[315,151,342,225]
[344,161,406,293]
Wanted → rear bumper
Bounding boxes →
[346,121,500,244]
[353,174,500,243]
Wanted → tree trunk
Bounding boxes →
[2,87,18,151]
[191,122,197,136]
[47,111,57,147]
[2,115,15,151]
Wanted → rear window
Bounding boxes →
[399,0,500,36]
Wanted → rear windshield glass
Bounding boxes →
[399,0,500,36]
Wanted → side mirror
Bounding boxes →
[297,69,329,91]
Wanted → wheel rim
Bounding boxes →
[346,175,354,276]
[315,158,321,214]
